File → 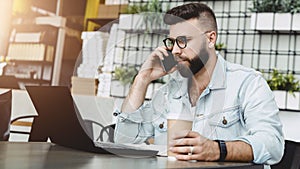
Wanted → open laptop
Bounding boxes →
[25,86,158,157]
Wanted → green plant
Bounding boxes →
[123,0,165,14]
[250,0,285,12]
[249,0,300,13]
[146,0,162,13]
[215,42,226,50]
[266,69,300,94]
[290,0,300,13]
[114,66,138,85]
[121,0,169,33]
[124,4,147,14]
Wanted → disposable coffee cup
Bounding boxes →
[167,112,193,157]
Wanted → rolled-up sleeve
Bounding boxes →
[114,103,155,144]
[236,74,284,165]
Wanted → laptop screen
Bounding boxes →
[26,86,108,153]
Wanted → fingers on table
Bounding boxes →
[170,146,198,154]
[175,153,199,161]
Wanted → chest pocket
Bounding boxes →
[208,106,242,139]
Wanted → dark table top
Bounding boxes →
[0,142,263,169]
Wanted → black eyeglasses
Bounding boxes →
[163,31,212,51]
[163,36,187,51]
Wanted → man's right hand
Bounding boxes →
[121,46,176,112]
[137,46,177,85]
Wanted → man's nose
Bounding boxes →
[172,43,183,56]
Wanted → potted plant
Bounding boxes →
[291,0,300,30]
[249,0,300,31]
[266,69,300,110]
[110,66,137,97]
[118,0,169,31]
[118,3,147,30]
[110,66,165,98]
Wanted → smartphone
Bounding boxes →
[161,50,178,72]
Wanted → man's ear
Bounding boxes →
[208,31,217,44]
[207,31,217,49]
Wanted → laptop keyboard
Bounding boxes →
[94,142,150,151]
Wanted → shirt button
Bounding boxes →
[159,122,164,129]
[222,116,227,125]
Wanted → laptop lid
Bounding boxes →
[26,86,158,157]
[26,86,108,153]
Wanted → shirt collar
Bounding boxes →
[207,54,227,90]
[169,72,188,99]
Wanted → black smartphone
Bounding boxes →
[161,50,177,72]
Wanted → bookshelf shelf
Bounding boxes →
[8,60,53,65]
[3,16,63,88]
[11,24,58,32]
[14,78,51,84]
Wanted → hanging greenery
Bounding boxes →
[114,66,138,85]
[266,69,300,94]
[250,0,300,13]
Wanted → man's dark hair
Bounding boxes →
[164,3,217,33]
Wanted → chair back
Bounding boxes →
[98,124,115,143]
[83,119,115,143]
[0,90,12,141]
[272,140,300,169]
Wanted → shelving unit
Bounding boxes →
[3,16,66,88]
[4,60,53,84]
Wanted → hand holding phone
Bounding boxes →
[161,50,178,72]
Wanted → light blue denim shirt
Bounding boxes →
[114,55,284,165]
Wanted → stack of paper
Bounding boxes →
[99,24,127,97]
[102,24,125,73]
[97,72,112,97]
[71,76,99,96]
[77,31,109,78]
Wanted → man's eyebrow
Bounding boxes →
[167,35,176,39]
[168,35,190,39]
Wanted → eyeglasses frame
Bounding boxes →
[162,31,213,51]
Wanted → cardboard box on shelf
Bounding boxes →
[97,4,128,19]
[71,76,99,96]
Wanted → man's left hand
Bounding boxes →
[168,130,220,161]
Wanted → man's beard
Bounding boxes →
[177,48,209,78]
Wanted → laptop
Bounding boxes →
[25,86,158,157]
